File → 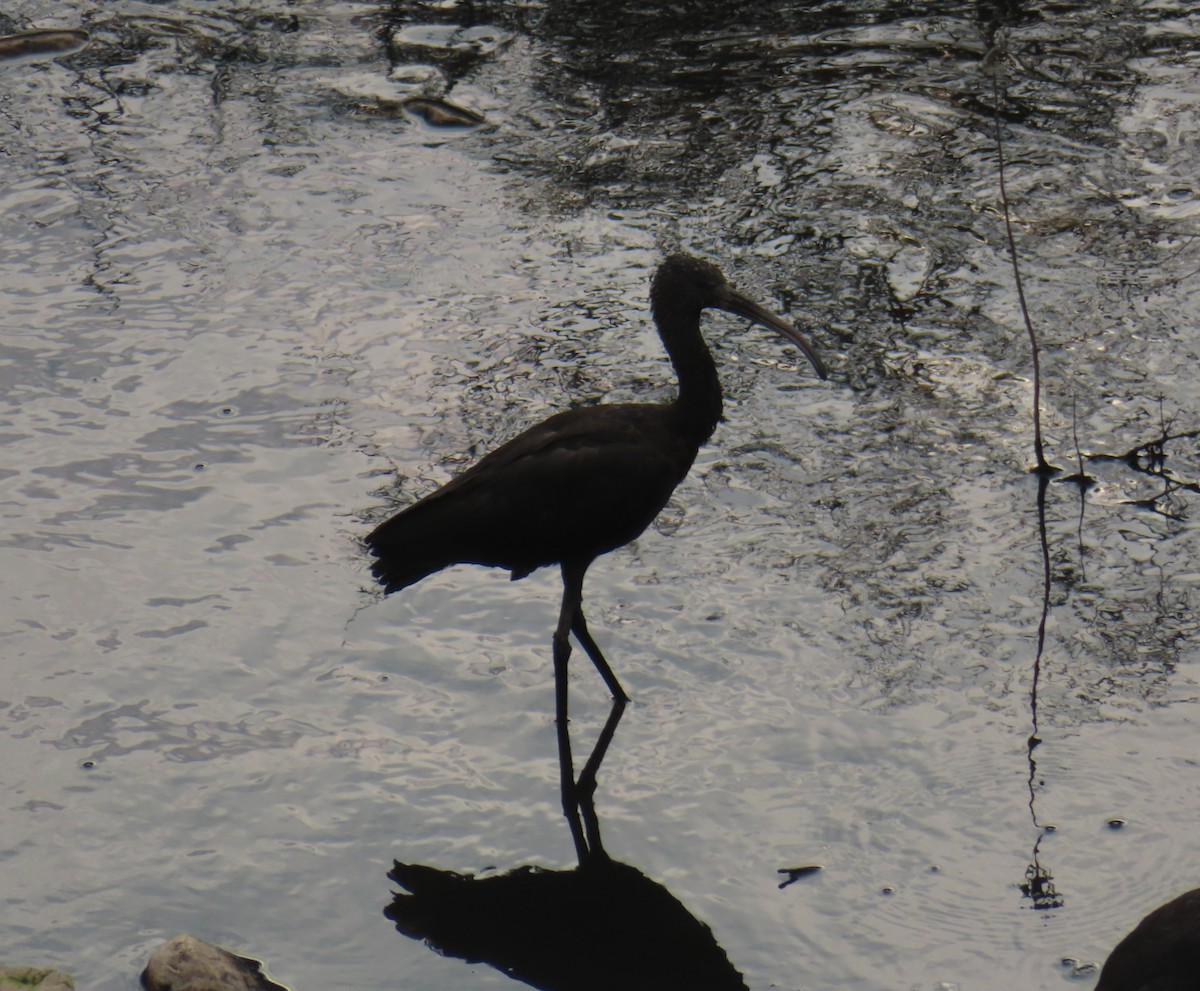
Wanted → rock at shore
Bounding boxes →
[142,935,287,991]
[0,967,74,990]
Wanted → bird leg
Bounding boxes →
[561,561,629,703]
[555,561,630,862]
[553,568,587,860]
[571,607,629,703]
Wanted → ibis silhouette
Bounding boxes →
[365,254,827,704]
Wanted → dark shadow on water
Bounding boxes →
[384,696,749,990]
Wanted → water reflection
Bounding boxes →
[381,0,1013,198]
[1016,403,1200,912]
[386,696,748,990]
[3,0,1200,985]
[556,696,625,862]
[1018,470,1064,911]
[1087,421,1200,523]
[387,854,747,991]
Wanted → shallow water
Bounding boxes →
[2,1,1199,989]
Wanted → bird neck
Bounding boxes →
[657,308,723,444]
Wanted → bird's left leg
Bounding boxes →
[573,614,628,702]
[560,558,628,702]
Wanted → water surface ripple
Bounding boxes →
[1,1,1199,989]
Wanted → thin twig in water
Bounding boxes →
[1062,390,1094,489]
[987,46,1056,475]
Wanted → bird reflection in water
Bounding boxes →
[385,696,749,991]
[365,254,827,712]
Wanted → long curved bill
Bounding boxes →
[717,286,828,381]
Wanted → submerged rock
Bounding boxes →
[327,73,484,128]
[402,97,484,128]
[0,967,74,990]
[0,29,89,62]
[142,936,286,991]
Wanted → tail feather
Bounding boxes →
[365,503,458,594]
[366,553,446,595]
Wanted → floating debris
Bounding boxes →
[403,96,484,128]
[328,73,483,127]
[777,864,822,889]
[0,28,89,62]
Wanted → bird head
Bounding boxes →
[652,254,828,380]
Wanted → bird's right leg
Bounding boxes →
[554,566,587,861]
[553,564,579,729]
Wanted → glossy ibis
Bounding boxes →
[365,254,827,705]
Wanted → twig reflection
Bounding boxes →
[1087,417,1200,521]
[1019,470,1064,910]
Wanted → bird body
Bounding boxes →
[366,254,826,702]
[367,400,702,592]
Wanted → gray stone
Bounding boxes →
[142,936,286,991]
